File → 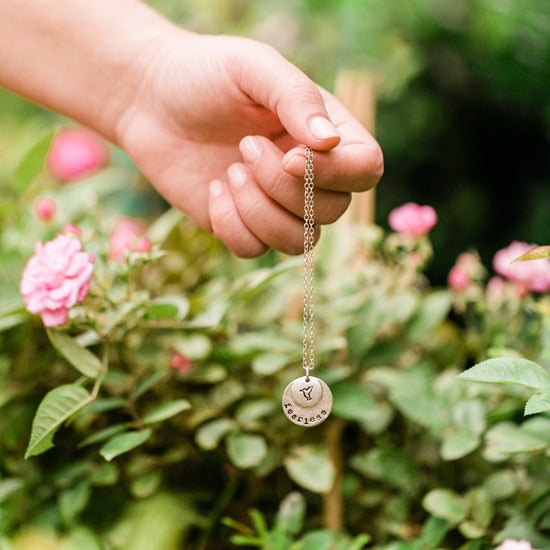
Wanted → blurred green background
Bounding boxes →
[2,0,550,283]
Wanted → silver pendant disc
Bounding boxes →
[282,375,332,427]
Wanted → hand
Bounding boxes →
[115,32,384,257]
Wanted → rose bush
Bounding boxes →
[3,131,550,550]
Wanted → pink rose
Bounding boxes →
[486,276,507,303]
[108,217,151,262]
[170,353,192,374]
[20,234,95,327]
[448,252,479,291]
[448,265,471,290]
[388,202,437,237]
[61,223,83,238]
[493,241,550,293]
[34,197,56,222]
[496,539,538,550]
[47,128,109,182]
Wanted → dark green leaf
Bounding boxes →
[144,295,190,321]
[58,482,91,525]
[276,492,306,536]
[26,384,93,458]
[195,418,236,451]
[79,423,130,447]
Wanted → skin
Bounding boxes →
[0,0,383,258]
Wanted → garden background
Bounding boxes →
[2,1,550,549]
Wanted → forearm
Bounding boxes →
[0,0,176,141]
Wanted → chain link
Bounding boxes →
[302,147,315,381]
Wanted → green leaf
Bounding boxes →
[452,399,486,436]
[144,295,190,321]
[350,448,418,489]
[485,422,548,455]
[415,516,449,548]
[407,290,451,341]
[284,446,335,494]
[60,526,102,550]
[130,470,163,499]
[276,492,306,536]
[251,353,292,375]
[132,370,167,399]
[299,530,337,550]
[26,384,93,459]
[236,399,276,424]
[142,399,191,424]
[525,386,550,415]
[0,478,24,503]
[14,129,55,191]
[99,429,152,462]
[195,418,236,451]
[441,431,480,461]
[46,328,102,378]
[456,357,550,390]
[58,481,91,525]
[331,382,378,423]
[79,423,130,447]
[513,245,550,262]
[226,432,268,469]
[422,488,468,525]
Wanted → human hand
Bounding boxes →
[114,31,383,257]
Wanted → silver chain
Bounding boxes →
[302,146,315,381]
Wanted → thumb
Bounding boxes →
[226,39,341,150]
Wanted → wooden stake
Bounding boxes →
[334,69,378,226]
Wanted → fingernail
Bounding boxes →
[210,180,224,198]
[283,154,305,176]
[309,116,340,140]
[228,163,248,189]
[239,136,261,165]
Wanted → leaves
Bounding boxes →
[195,418,236,451]
[26,384,94,459]
[99,429,153,462]
[456,357,550,390]
[422,488,468,525]
[525,386,550,415]
[226,432,268,469]
[46,328,103,378]
[513,245,550,262]
[142,399,191,424]
[284,446,335,494]
[14,129,55,192]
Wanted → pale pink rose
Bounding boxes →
[486,276,507,303]
[47,128,109,182]
[61,223,83,238]
[108,217,151,262]
[388,202,437,237]
[448,252,480,291]
[20,234,95,327]
[34,197,56,222]
[448,265,471,290]
[493,241,550,293]
[496,539,538,550]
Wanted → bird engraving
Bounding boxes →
[299,385,313,401]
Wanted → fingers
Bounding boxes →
[208,180,268,258]
[239,135,351,223]
[224,39,341,151]
[207,163,321,258]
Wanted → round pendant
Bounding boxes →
[282,375,332,427]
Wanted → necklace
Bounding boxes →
[282,146,333,426]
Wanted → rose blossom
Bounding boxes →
[388,202,437,237]
[61,223,83,238]
[448,252,479,291]
[170,353,192,374]
[493,241,550,293]
[20,234,95,327]
[108,217,151,262]
[34,197,56,222]
[486,276,507,303]
[495,539,538,550]
[47,127,109,182]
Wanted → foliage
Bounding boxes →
[3,131,550,550]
